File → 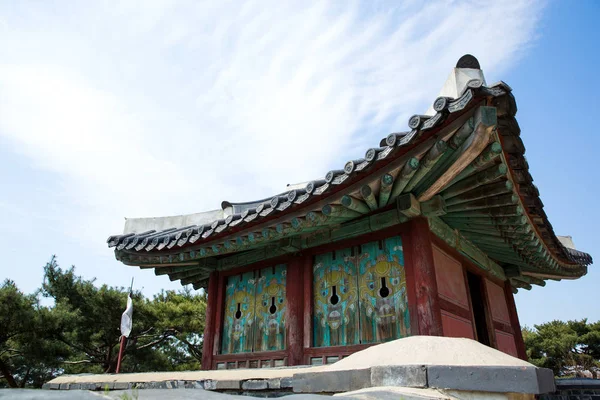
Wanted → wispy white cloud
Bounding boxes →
[0,0,544,263]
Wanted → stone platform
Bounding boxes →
[43,337,555,399]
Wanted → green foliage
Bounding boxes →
[0,256,206,388]
[523,319,600,378]
[0,277,70,388]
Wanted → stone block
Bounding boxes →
[89,382,104,391]
[280,377,293,389]
[101,382,115,390]
[114,382,130,390]
[267,378,281,389]
[203,380,217,390]
[242,379,268,390]
[293,368,371,393]
[204,379,241,390]
[165,380,175,389]
[217,380,242,390]
[132,382,147,389]
[370,365,427,388]
[194,380,205,389]
[59,383,70,390]
[44,383,60,390]
[427,365,556,394]
[537,367,557,394]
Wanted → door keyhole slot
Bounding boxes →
[269,297,277,314]
[235,303,242,319]
[379,277,390,298]
[330,285,340,305]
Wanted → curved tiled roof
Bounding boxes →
[108,79,490,252]
[108,56,592,289]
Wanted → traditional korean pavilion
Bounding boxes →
[107,55,592,370]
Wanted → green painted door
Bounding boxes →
[312,236,410,347]
[254,264,287,352]
[221,271,256,354]
[221,265,287,354]
[357,236,410,344]
[313,248,360,347]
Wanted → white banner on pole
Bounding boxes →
[120,293,133,338]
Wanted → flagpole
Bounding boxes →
[116,278,134,374]
[116,335,126,374]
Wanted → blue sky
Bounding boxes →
[0,1,597,328]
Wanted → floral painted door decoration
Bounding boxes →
[313,236,410,347]
[221,271,256,354]
[221,265,287,354]
[254,264,287,352]
[313,248,359,347]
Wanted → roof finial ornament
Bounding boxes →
[456,54,480,69]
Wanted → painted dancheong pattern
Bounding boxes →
[358,236,410,343]
[312,235,410,347]
[254,264,287,352]
[221,271,256,354]
[313,248,359,347]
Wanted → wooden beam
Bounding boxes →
[445,205,523,218]
[510,278,532,291]
[201,271,218,370]
[442,215,527,226]
[446,194,518,213]
[421,196,447,217]
[322,204,362,219]
[404,141,448,193]
[412,118,475,194]
[341,195,370,214]
[419,106,498,201]
[360,185,378,211]
[404,217,443,336]
[303,254,313,353]
[180,273,207,285]
[286,258,304,366]
[445,180,513,207]
[168,268,204,281]
[442,164,508,200]
[378,173,395,207]
[446,142,503,188]
[396,193,421,218]
[389,157,420,200]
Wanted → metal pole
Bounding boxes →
[115,335,126,373]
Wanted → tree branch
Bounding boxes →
[62,360,103,365]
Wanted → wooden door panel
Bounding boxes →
[254,264,287,352]
[357,236,410,344]
[313,248,359,347]
[221,271,256,354]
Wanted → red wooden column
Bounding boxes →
[504,281,527,360]
[404,217,443,336]
[303,254,313,360]
[201,271,219,370]
[286,257,305,365]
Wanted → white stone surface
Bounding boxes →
[123,209,224,234]
[48,365,322,385]
[425,67,486,116]
[557,235,576,250]
[326,336,533,371]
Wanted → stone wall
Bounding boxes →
[540,379,600,400]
